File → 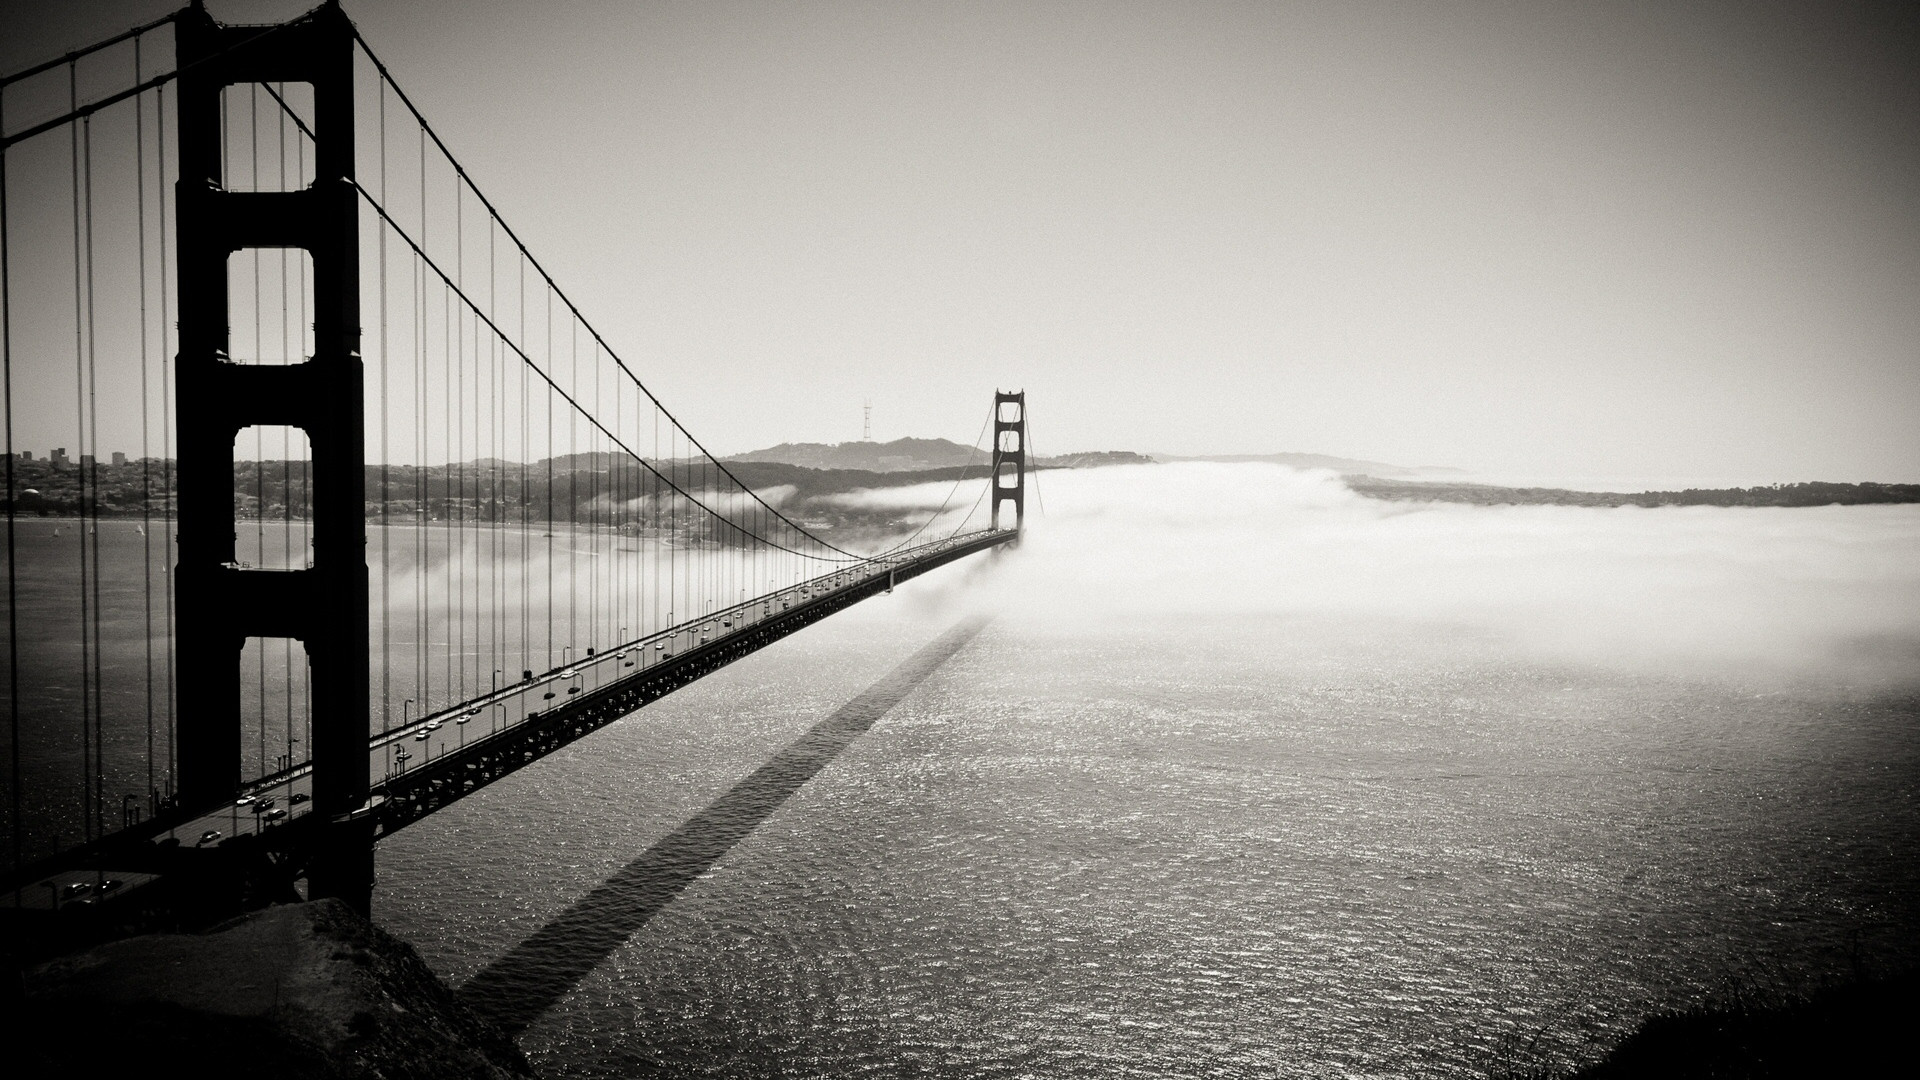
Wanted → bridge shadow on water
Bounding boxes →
[456,615,993,1035]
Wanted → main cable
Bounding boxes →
[261,78,988,569]
[866,402,995,556]
[353,183,865,563]
[345,33,876,560]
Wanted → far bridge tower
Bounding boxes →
[991,390,1026,534]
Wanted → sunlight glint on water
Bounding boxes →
[372,466,1920,1077]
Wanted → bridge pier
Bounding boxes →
[173,0,372,912]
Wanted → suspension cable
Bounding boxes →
[0,9,179,89]
[345,32,881,560]
[864,402,995,556]
[260,76,995,566]
[1024,409,1047,518]
[352,181,866,563]
[0,10,321,152]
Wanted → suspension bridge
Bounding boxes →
[0,1,1029,928]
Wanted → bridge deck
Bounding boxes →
[12,529,1014,886]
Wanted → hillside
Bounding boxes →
[725,438,1153,472]
[1551,969,1918,1079]
[1346,476,1920,508]
[16,899,533,1079]
[725,437,978,472]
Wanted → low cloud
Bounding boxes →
[931,462,1920,685]
[821,479,990,512]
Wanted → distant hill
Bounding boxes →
[726,437,978,472]
[1039,450,1154,468]
[1158,452,1464,479]
[1345,476,1920,508]
[726,438,1155,472]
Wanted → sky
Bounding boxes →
[4,0,1918,482]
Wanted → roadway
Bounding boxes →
[152,529,1009,854]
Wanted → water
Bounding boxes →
[363,465,1920,1077]
[0,516,815,850]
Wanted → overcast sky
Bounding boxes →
[5,0,1917,481]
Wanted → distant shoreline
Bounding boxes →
[1344,475,1920,508]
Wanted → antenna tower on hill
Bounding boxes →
[863,399,873,441]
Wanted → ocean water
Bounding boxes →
[365,465,1920,1077]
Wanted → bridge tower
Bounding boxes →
[990,391,1026,533]
[173,0,372,910]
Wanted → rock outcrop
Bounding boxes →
[9,899,534,1079]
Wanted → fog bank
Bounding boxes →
[933,463,1920,684]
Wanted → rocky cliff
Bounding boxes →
[9,899,533,1079]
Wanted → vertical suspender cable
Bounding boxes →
[417,124,427,715]
[588,342,595,650]
[413,254,424,717]
[295,87,310,758]
[136,40,155,815]
[545,290,552,670]
[84,104,106,845]
[70,64,93,847]
[1,74,20,875]
[278,85,292,764]
[564,319,572,657]
[378,73,390,741]
[519,255,526,683]
[545,290,552,668]
[443,208,453,708]
[157,78,174,806]
[652,410,658,646]
[251,83,265,776]
[454,176,464,702]
[487,218,496,693]
[613,348,620,645]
